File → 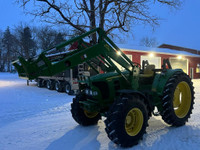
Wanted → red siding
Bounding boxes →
[123,50,200,79]
[187,57,200,79]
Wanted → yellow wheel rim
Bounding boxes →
[173,81,192,118]
[125,108,143,136]
[84,110,99,118]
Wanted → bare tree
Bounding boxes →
[35,26,67,50]
[35,26,58,50]
[140,36,159,47]
[16,0,183,43]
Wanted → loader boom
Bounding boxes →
[12,28,136,81]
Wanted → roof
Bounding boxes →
[117,44,200,58]
[158,44,200,55]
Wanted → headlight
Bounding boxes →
[90,90,93,96]
[85,89,98,96]
[85,89,89,95]
[93,91,98,96]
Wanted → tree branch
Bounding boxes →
[37,0,86,33]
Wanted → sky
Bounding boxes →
[128,0,200,50]
[0,0,200,50]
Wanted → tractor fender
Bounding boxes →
[117,89,153,112]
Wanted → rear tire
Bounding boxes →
[37,79,43,88]
[55,80,64,92]
[65,82,71,94]
[161,72,194,126]
[71,95,101,126]
[46,80,55,90]
[105,94,148,147]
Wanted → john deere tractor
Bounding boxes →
[13,28,194,147]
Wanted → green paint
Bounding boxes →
[12,28,185,116]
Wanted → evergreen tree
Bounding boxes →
[2,27,17,72]
[0,30,3,71]
[20,27,37,58]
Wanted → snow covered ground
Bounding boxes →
[0,73,199,150]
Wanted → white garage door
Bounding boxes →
[169,58,188,74]
[141,55,161,68]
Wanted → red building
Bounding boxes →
[118,44,200,79]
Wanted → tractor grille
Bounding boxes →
[92,81,109,99]
[114,80,120,91]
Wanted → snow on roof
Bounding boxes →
[117,44,200,57]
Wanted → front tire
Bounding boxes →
[161,72,194,126]
[105,94,148,147]
[71,95,101,126]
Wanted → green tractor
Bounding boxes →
[13,28,194,147]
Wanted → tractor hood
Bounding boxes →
[89,71,130,83]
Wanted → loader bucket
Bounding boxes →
[12,59,27,79]
[12,53,53,80]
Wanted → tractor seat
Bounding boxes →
[140,65,155,77]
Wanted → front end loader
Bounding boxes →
[12,28,195,147]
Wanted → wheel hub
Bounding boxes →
[125,108,143,136]
[84,110,99,118]
[173,81,192,118]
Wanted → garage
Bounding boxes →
[169,58,188,74]
[119,44,200,79]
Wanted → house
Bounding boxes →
[118,44,200,79]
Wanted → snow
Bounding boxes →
[0,73,200,150]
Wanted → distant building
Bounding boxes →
[117,44,200,79]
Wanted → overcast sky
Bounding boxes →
[0,0,200,50]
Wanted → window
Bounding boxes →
[196,64,200,73]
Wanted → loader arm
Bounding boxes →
[12,28,137,82]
